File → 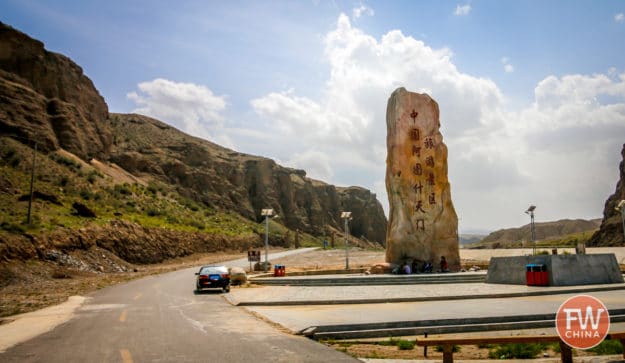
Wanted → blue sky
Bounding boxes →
[3,1,625,233]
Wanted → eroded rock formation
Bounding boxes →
[588,144,625,247]
[385,88,459,270]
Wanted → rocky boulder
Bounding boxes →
[588,144,625,247]
[229,267,247,285]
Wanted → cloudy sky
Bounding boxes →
[4,1,625,233]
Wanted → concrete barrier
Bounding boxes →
[486,253,624,286]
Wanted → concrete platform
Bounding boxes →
[486,254,624,285]
[227,280,625,340]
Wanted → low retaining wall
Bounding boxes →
[486,254,624,286]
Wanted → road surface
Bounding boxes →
[0,248,358,363]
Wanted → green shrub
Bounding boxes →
[9,155,21,167]
[79,189,93,200]
[397,339,414,350]
[50,154,81,171]
[114,184,133,196]
[0,222,26,234]
[488,343,545,359]
[588,339,623,355]
[86,170,100,184]
[58,175,70,187]
[146,208,163,217]
[435,345,461,353]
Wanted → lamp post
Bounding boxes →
[341,211,352,270]
[615,200,625,243]
[525,205,536,255]
[261,209,274,272]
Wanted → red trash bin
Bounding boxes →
[526,264,533,286]
[536,264,549,286]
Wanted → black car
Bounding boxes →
[195,265,230,293]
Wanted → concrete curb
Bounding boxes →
[305,310,625,340]
[227,284,625,307]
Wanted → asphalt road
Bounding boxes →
[0,248,358,363]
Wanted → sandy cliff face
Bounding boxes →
[588,144,625,247]
[107,114,387,243]
[0,22,111,159]
[0,22,387,245]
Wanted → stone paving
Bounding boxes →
[226,279,625,306]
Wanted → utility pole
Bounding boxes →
[341,212,352,270]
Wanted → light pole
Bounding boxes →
[261,209,274,272]
[341,211,352,270]
[615,200,625,243]
[525,205,536,255]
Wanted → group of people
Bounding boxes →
[396,256,449,274]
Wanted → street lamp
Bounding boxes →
[615,200,625,244]
[261,209,275,272]
[341,211,352,270]
[525,205,536,255]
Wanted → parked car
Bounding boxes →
[195,265,230,293]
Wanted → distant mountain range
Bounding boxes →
[468,218,602,248]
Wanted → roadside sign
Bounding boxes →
[247,250,260,262]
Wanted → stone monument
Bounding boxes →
[385,88,460,271]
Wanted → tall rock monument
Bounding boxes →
[385,88,460,270]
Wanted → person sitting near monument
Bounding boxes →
[402,262,411,274]
[439,256,449,272]
[411,259,419,274]
[423,261,433,273]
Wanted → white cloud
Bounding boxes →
[454,4,472,16]
[249,13,625,231]
[501,57,514,73]
[615,13,624,22]
[286,150,334,181]
[352,3,374,19]
[127,78,233,146]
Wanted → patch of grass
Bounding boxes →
[488,343,546,359]
[397,339,414,350]
[0,222,26,234]
[587,339,623,355]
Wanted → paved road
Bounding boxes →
[0,248,358,363]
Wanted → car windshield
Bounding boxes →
[200,266,228,275]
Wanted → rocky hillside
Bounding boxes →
[588,144,625,247]
[0,22,387,267]
[106,113,386,242]
[477,218,601,247]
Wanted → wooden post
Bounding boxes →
[621,339,625,359]
[442,344,453,363]
[559,341,572,363]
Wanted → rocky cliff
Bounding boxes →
[0,22,111,160]
[107,113,386,242]
[588,144,625,247]
[0,22,387,248]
